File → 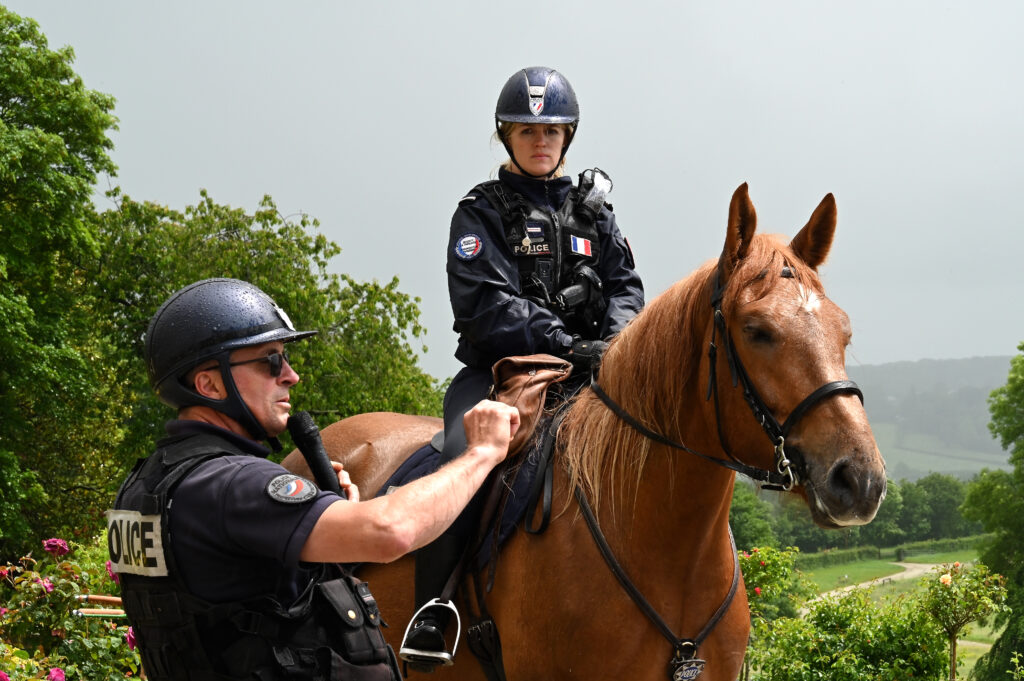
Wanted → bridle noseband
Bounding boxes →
[592,264,864,491]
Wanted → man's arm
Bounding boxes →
[299,400,520,564]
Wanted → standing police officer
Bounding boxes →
[399,66,644,670]
[108,278,519,680]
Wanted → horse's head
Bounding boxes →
[567,183,885,528]
[708,182,884,524]
[708,183,886,527]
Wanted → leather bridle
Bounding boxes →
[577,263,865,676]
[592,264,863,491]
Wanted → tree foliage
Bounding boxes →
[0,7,444,559]
[0,6,120,559]
[963,341,1024,679]
[919,561,1007,681]
[746,587,946,680]
[85,189,445,482]
[730,482,777,551]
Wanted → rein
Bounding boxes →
[572,262,864,678]
[574,484,739,675]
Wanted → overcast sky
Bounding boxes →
[11,1,1022,380]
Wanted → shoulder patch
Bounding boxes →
[266,474,319,504]
[454,233,484,261]
[458,195,477,206]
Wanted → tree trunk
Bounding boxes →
[948,633,958,680]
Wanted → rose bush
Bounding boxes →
[0,538,140,680]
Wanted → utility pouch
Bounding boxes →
[317,576,387,666]
[489,354,573,456]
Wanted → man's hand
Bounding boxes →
[330,461,360,502]
[462,400,521,466]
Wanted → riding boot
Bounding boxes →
[399,534,465,671]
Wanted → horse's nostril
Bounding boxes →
[827,458,859,502]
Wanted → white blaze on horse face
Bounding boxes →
[798,284,823,314]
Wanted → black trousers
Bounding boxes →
[413,366,493,612]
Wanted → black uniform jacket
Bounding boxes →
[447,167,644,369]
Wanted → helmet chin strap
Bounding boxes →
[190,355,282,452]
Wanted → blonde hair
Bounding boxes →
[493,121,574,178]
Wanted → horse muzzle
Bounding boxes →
[798,446,887,528]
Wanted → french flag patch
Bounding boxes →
[570,236,592,256]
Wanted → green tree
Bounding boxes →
[898,478,933,542]
[857,478,905,547]
[730,481,777,551]
[88,190,444,472]
[919,561,1007,681]
[0,6,119,558]
[915,473,980,540]
[963,342,1024,679]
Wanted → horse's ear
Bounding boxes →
[721,183,757,278]
[789,193,837,270]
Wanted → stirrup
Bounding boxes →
[399,599,461,667]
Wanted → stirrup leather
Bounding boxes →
[399,599,461,667]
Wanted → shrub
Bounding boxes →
[0,537,139,680]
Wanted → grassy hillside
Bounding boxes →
[847,356,1013,481]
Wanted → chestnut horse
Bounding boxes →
[283,183,886,680]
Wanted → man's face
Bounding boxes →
[227,341,300,438]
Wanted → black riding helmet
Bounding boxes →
[495,66,580,178]
[145,278,317,449]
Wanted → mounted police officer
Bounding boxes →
[400,66,645,670]
[108,278,520,681]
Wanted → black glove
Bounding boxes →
[568,338,608,371]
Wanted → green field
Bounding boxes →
[804,560,907,592]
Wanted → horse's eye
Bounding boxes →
[744,324,775,345]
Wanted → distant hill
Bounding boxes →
[846,356,1014,481]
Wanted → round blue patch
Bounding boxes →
[454,233,484,261]
[266,474,318,504]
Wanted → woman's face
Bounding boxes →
[506,124,566,176]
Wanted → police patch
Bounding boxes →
[266,474,319,504]
[454,233,484,261]
[106,509,168,577]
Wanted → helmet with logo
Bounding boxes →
[145,278,317,447]
[495,66,580,177]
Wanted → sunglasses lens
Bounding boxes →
[268,351,290,377]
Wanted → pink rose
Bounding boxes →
[42,538,70,558]
[126,626,137,651]
[0,566,8,578]
[754,587,762,596]
[106,560,120,585]
[47,668,65,681]
[0,607,7,616]
[0,670,10,681]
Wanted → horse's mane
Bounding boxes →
[558,233,823,513]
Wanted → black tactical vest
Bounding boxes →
[108,433,400,681]
[470,168,612,337]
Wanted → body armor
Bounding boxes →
[472,168,612,337]
[109,432,399,681]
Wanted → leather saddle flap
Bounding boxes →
[489,354,572,457]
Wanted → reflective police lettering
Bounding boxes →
[513,242,551,256]
[105,509,168,577]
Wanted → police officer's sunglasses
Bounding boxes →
[228,350,291,377]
